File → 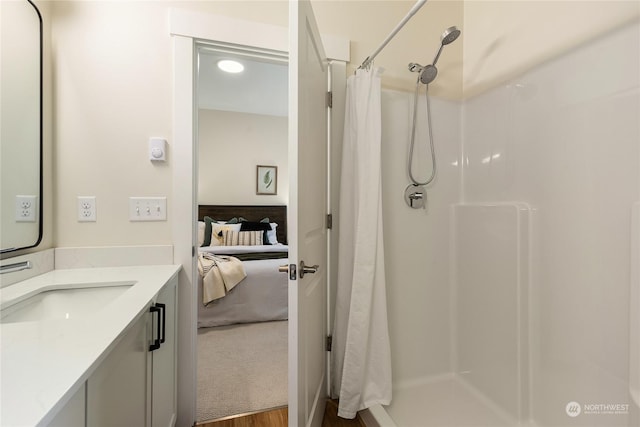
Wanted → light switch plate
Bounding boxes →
[129,197,167,221]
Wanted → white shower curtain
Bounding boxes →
[332,67,392,419]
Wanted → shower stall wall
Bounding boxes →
[364,18,640,427]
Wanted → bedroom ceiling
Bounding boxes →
[197,50,288,117]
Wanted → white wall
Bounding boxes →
[48,0,463,250]
[462,18,639,426]
[43,0,640,249]
[198,109,288,206]
[51,1,175,247]
[463,0,640,98]
[314,0,464,99]
[380,90,461,385]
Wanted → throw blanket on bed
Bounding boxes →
[198,253,247,305]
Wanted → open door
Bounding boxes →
[288,1,329,426]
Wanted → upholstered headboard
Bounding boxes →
[198,205,288,244]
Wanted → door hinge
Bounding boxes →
[289,263,297,281]
[326,91,333,108]
[192,246,196,257]
[326,335,333,352]
[326,213,333,229]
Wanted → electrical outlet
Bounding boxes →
[77,196,96,222]
[15,195,37,222]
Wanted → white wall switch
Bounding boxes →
[149,138,166,162]
[129,197,167,221]
[15,195,38,222]
[77,196,97,222]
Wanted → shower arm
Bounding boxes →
[431,44,444,66]
[358,0,428,70]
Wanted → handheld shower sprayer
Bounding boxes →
[405,25,461,208]
[408,26,460,85]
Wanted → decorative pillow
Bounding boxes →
[267,223,279,244]
[257,217,279,244]
[198,221,206,247]
[210,223,242,246]
[202,217,215,247]
[240,221,272,245]
[202,217,242,246]
[221,230,264,246]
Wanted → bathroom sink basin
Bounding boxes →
[0,283,133,324]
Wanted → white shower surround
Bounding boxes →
[364,20,640,427]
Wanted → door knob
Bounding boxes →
[279,263,297,280]
[299,260,319,279]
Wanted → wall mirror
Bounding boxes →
[0,0,43,254]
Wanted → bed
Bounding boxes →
[197,205,288,328]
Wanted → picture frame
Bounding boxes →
[256,165,277,195]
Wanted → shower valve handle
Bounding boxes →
[409,192,423,207]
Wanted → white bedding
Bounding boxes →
[197,245,289,328]
[199,244,288,255]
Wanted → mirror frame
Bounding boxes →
[0,0,44,254]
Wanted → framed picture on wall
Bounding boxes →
[256,165,277,195]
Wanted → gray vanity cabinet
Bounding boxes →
[83,277,178,427]
[151,277,178,427]
[87,311,149,426]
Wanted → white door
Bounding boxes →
[288,1,328,426]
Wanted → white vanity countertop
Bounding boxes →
[0,265,181,427]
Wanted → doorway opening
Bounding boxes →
[194,43,290,423]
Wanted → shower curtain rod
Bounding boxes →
[358,0,428,70]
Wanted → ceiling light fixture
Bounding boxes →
[217,59,244,73]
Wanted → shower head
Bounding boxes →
[432,26,460,67]
[441,26,461,45]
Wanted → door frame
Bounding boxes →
[170,8,349,426]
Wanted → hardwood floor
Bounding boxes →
[322,400,367,427]
[195,401,366,427]
[195,407,287,427]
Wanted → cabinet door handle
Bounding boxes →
[149,305,161,352]
[156,303,166,344]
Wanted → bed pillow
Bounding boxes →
[202,217,215,247]
[210,223,242,246]
[198,221,206,247]
[202,217,242,246]
[240,221,272,245]
[258,218,280,244]
[267,223,279,244]
[222,217,239,224]
[221,230,264,246]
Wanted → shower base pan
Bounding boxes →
[361,374,521,427]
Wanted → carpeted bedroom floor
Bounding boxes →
[197,320,288,422]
